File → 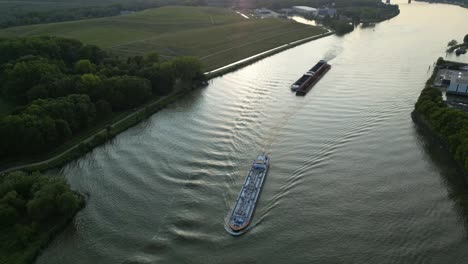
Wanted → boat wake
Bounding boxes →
[261,98,308,154]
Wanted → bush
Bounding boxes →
[448,39,458,46]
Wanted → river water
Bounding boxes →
[37,1,468,263]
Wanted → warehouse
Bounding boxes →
[447,71,468,96]
[292,6,318,16]
[318,8,337,17]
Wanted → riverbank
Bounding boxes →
[447,43,467,53]
[10,192,86,264]
[205,29,334,78]
[0,88,188,175]
[412,58,468,176]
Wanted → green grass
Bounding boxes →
[0,6,327,70]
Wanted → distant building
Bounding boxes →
[318,8,337,17]
[447,71,468,96]
[279,8,293,15]
[292,6,318,16]
[254,8,279,18]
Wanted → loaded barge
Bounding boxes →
[228,154,270,234]
[291,60,331,96]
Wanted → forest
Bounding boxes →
[414,58,468,172]
[0,36,204,160]
[0,171,84,264]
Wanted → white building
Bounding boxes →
[292,6,318,16]
[254,8,279,18]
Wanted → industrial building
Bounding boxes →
[447,73,468,96]
[292,6,318,16]
[438,69,468,96]
[318,8,337,17]
[292,6,336,17]
[254,8,279,18]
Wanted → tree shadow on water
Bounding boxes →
[413,122,468,238]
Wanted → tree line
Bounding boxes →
[0,36,204,159]
[0,0,208,29]
[0,171,83,263]
[414,58,468,172]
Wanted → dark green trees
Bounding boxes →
[414,74,468,172]
[2,57,62,103]
[101,76,152,110]
[0,171,83,262]
[0,36,204,159]
[74,59,96,74]
[0,171,82,225]
[173,56,203,81]
[0,94,96,156]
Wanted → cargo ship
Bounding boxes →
[291,60,331,96]
[228,154,270,234]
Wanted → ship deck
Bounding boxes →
[228,155,269,232]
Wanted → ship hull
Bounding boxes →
[228,155,269,234]
[291,60,331,96]
[296,65,331,96]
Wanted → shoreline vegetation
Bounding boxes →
[412,58,468,175]
[0,36,206,175]
[415,0,468,8]
[0,171,85,264]
[446,34,468,53]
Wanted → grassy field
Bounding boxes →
[0,6,327,70]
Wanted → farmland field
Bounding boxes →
[0,6,327,70]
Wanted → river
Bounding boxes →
[37,1,468,263]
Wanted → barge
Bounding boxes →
[291,60,331,96]
[228,154,270,234]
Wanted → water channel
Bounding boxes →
[37,1,468,263]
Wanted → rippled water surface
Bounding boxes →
[37,1,468,263]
